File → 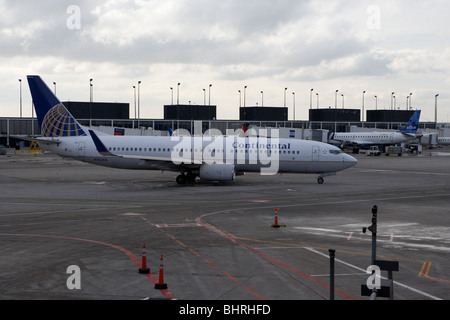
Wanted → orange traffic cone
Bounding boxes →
[138,243,150,274]
[272,208,281,228]
[155,254,168,289]
[271,208,286,228]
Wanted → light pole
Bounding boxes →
[209,84,212,106]
[435,94,439,128]
[18,79,22,118]
[341,94,344,108]
[391,92,395,110]
[362,91,366,122]
[284,87,288,107]
[316,92,319,109]
[409,93,413,109]
[203,89,206,105]
[244,86,247,107]
[89,78,93,126]
[374,95,378,110]
[170,87,173,105]
[261,91,264,107]
[53,82,56,95]
[177,83,181,105]
[335,90,339,108]
[238,90,241,108]
[310,88,313,109]
[138,80,141,126]
[133,85,136,119]
[292,92,295,120]
[90,78,93,102]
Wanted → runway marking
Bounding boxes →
[222,271,239,283]
[155,223,202,228]
[195,204,448,300]
[419,262,432,278]
[139,215,266,300]
[195,216,358,300]
[418,263,450,284]
[0,233,175,300]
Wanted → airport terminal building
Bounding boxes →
[0,101,445,149]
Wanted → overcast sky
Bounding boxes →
[1,0,449,122]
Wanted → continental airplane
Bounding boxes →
[330,110,422,152]
[27,75,357,185]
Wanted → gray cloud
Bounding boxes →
[1,0,449,121]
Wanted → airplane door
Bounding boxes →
[312,146,320,161]
[77,142,85,157]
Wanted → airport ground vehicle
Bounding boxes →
[385,146,403,156]
[367,146,381,156]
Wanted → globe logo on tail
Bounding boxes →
[41,104,87,137]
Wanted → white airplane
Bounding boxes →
[27,75,357,185]
[437,137,450,145]
[330,110,422,152]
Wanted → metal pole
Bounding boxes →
[369,205,377,265]
[19,79,22,118]
[329,249,335,300]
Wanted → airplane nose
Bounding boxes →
[344,154,358,167]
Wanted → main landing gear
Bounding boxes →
[176,172,197,185]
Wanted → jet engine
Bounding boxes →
[199,163,236,181]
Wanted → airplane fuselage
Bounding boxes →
[332,131,416,147]
[438,137,450,146]
[38,134,357,175]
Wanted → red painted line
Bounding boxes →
[142,217,267,300]
[189,248,202,257]
[0,233,175,300]
[244,286,266,300]
[221,271,239,283]
[162,228,266,300]
[176,240,187,247]
[196,212,358,300]
[204,259,219,269]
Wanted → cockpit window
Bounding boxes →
[329,149,343,155]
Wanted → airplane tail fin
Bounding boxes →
[27,75,87,137]
[398,110,421,134]
[238,122,250,137]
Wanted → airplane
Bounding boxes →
[437,137,450,145]
[27,75,357,185]
[330,110,422,153]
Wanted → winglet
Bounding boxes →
[89,130,115,156]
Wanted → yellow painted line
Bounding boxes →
[419,262,432,278]
[418,262,450,284]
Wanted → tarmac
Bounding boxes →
[0,147,449,301]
